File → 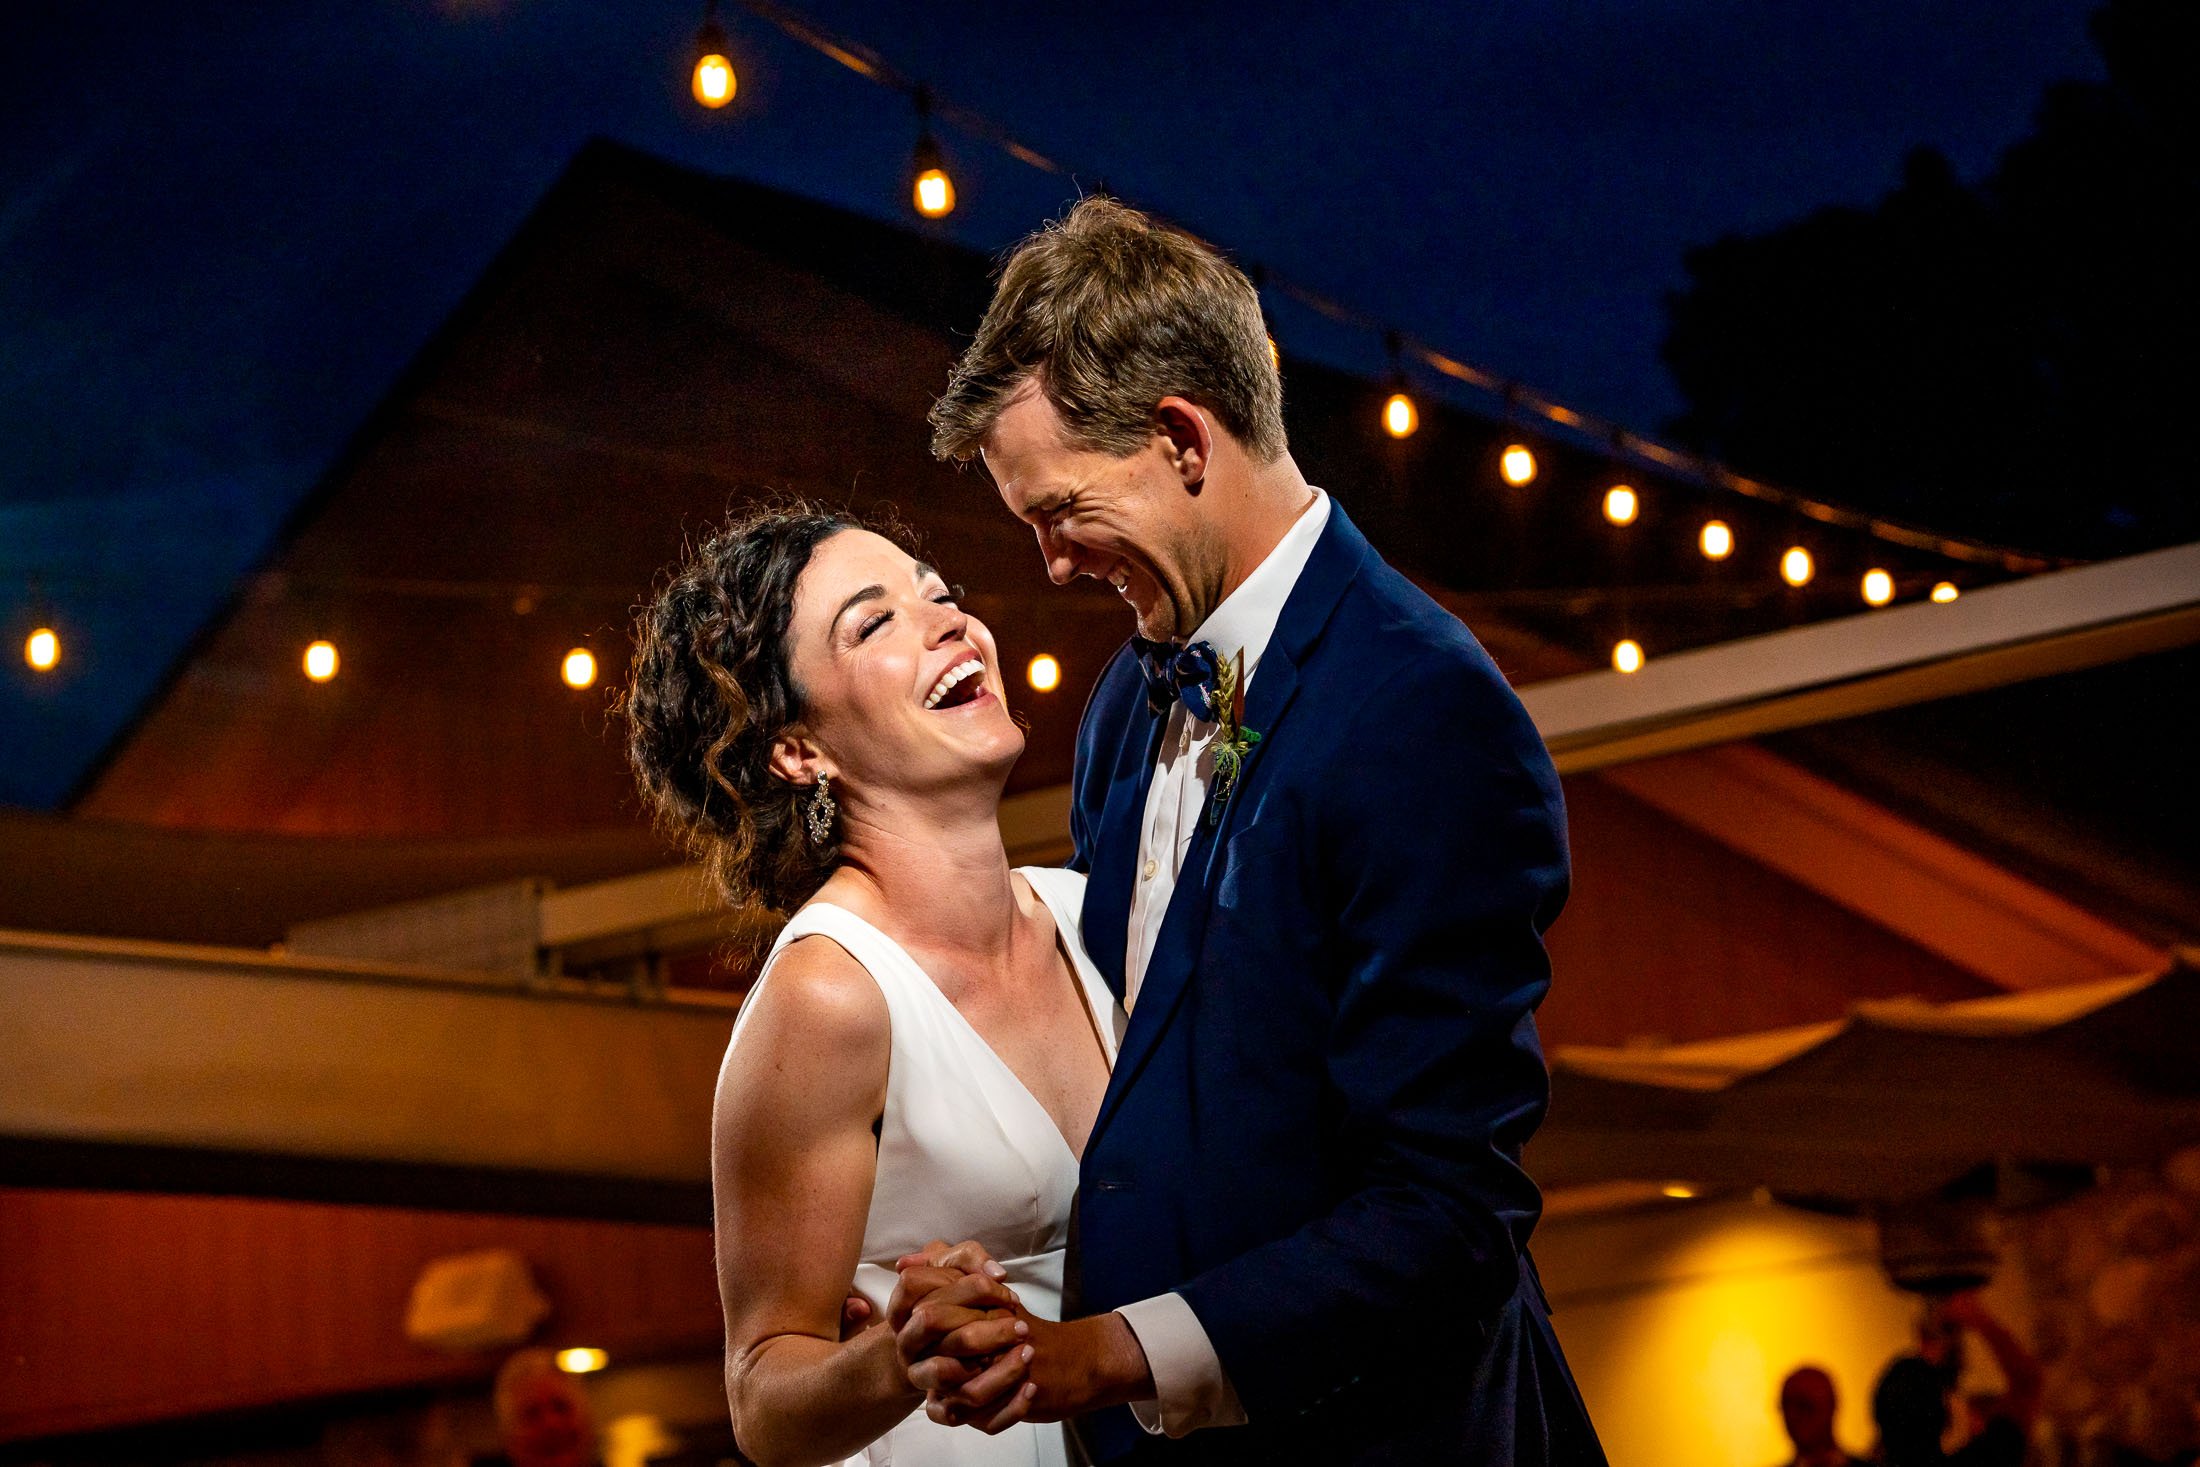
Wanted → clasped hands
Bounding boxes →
[864,1239,1153,1434]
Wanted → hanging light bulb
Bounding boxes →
[1382,392,1418,438]
[1861,568,1895,606]
[1930,581,1960,603]
[910,91,955,217]
[1612,639,1644,674]
[1602,485,1638,526]
[25,626,60,671]
[303,640,340,683]
[1379,332,1418,438]
[1026,653,1061,692]
[1499,444,1537,487]
[912,158,955,217]
[1699,520,1734,560]
[562,648,598,690]
[691,6,735,109]
[1780,546,1814,587]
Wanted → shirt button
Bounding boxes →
[1141,859,1158,881]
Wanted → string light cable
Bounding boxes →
[699,0,2070,576]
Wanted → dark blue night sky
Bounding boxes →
[0,0,2100,808]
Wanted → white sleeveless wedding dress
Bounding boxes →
[732,866,1123,1467]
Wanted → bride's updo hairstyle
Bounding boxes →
[624,499,902,914]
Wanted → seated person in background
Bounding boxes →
[486,1349,598,1467]
[1873,1292,2041,1467]
[1777,1365,1868,1467]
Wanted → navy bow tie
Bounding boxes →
[1134,638,1223,721]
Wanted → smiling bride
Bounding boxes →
[623,502,1125,1467]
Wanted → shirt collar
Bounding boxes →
[1189,488,1330,678]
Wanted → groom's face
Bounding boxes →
[982,384,1222,643]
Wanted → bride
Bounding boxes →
[624,502,1121,1467]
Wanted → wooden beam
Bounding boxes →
[0,930,732,1210]
[533,784,1078,958]
[1520,541,2200,774]
[1597,746,2165,989]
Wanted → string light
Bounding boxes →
[1780,546,1815,587]
[562,648,598,690]
[556,1348,609,1374]
[675,0,2060,580]
[1662,1182,1698,1200]
[1026,653,1061,692]
[1699,520,1734,561]
[1499,444,1537,487]
[1380,332,1417,439]
[1612,639,1644,674]
[25,626,60,671]
[1861,569,1895,606]
[1602,485,1638,526]
[303,640,340,682]
[690,5,735,109]
[1931,581,1960,603]
[912,162,954,217]
[1382,392,1418,439]
[909,91,955,218]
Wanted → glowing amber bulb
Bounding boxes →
[1862,568,1895,606]
[25,626,59,671]
[1612,638,1644,674]
[303,640,339,682]
[1931,581,1960,603]
[556,1347,608,1374]
[913,167,955,218]
[692,52,735,108]
[1662,1182,1698,1200]
[1382,392,1418,438]
[1780,546,1814,587]
[1602,485,1638,526]
[1499,444,1537,487]
[1026,653,1061,692]
[1698,520,1733,561]
[562,648,598,690]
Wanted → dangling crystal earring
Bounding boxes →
[804,774,836,845]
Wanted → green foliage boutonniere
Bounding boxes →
[1205,649,1263,828]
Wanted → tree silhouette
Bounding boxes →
[1662,0,2198,559]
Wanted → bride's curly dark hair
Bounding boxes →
[623,499,905,914]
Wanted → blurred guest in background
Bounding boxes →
[1777,1365,1868,1467]
[486,1349,598,1467]
[1873,1292,2040,1467]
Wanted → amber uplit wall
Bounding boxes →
[0,1187,719,1444]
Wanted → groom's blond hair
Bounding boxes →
[929,197,1286,466]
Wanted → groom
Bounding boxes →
[909,199,1605,1464]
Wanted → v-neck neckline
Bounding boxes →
[809,873,1115,1166]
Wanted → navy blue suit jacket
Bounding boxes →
[1068,503,1605,1464]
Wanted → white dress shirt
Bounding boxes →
[1112,488,1331,1437]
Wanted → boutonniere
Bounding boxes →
[1205,648,1264,828]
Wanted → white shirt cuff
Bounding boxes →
[1113,1293,1247,1437]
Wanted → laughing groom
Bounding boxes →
[913,199,1605,1465]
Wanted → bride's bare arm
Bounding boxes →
[714,937,1018,1465]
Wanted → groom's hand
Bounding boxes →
[912,1309,1156,1427]
[896,1241,1155,1429]
[890,1241,1035,1430]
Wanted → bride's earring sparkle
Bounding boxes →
[805,773,837,845]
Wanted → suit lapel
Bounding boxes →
[1085,504,1371,1150]
[1080,692,1168,1003]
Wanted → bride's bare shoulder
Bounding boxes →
[715,932,888,1138]
[742,931,887,1048]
